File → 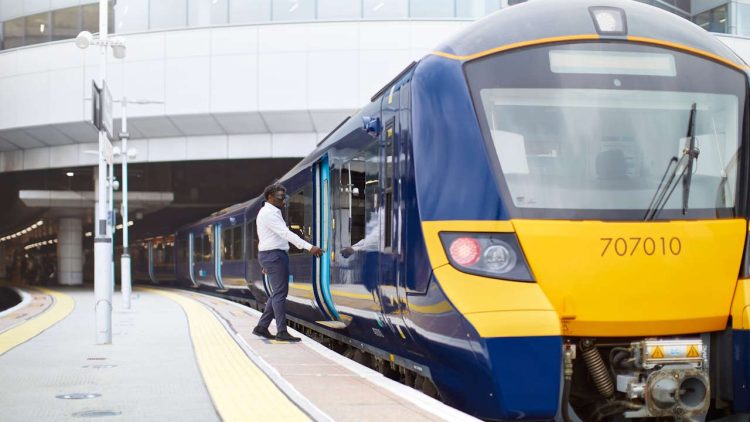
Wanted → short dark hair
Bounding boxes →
[264,183,286,200]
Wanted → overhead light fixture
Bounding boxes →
[289,2,299,12]
[373,2,384,11]
[66,171,74,177]
[589,6,627,36]
[40,23,45,33]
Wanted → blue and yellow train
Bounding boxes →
[132,1,750,419]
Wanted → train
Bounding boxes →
[130,0,750,420]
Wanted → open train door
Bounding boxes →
[313,154,349,328]
[376,81,412,341]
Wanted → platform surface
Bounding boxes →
[0,284,479,422]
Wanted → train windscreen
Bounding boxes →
[466,42,747,220]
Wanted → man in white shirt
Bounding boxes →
[252,183,323,342]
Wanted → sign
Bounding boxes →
[90,81,114,142]
[101,81,114,141]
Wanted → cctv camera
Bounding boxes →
[75,31,93,49]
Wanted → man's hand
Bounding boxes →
[340,247,354,258]
[309,246,324,257]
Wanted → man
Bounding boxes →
[252,183,323,342]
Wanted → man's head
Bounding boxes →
[264,183,287,209]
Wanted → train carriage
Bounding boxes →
[135,1,750,419]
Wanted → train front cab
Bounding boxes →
[412,0,750,420]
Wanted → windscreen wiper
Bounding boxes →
[681,103,700,214]
[643,103,699,220]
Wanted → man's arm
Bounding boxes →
[266,212,323,257]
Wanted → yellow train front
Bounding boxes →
[413,0,750,419]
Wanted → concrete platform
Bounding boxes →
[0,284,479,421]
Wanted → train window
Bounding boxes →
[202,230,212,262]
[337,156,367,248]
[247,221,258,259]
[164,241,174,264]
[222,226,233,260]
[232,226,242,260]
[384,119,395,249]
[287,186,312,255]
[193,235,202,263]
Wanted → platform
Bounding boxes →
[0,284,479,421]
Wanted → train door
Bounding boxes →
[214,223,227,290]
[313,155,345,327]
[377,83,410,339]
[147,240,156,284]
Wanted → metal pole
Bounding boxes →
[94,0,112,345]
[109,150,115,290]
[121,99,131,309]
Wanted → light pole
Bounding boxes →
[113,97,160,310]
[75,0,126,344]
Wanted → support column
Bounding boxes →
[57,217,83,286]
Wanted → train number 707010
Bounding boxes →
[600,237,682,257]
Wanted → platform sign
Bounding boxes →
[91,81,101,129]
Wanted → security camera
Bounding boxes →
[75,31,93,49]
[110,37,127,59]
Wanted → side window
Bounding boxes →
[222,226,233,260]
[287,186,312,255]
[165,240,174,264]
[364,142,381,251]
[203,227,213,262]
[247,221,257,259]
[384,119,395,249]
[193,234,202,263]
[339,156,367,248]
[232,226,243,260]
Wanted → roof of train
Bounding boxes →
[434,0,745,66]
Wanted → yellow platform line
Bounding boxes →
[150,288,309,422]
[0,287,75,356]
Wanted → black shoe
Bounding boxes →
[252,326,275,339]
[274,331,301,342]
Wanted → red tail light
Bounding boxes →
[449,237,481,266]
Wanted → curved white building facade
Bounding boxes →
[0,1,488,173]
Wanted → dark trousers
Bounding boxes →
[257,249,290,333]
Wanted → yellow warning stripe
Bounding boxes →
[149,288,308,422]
[0,287,74,356]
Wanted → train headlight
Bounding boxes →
[589,7,627,36]
[483,242,517,273]
[440,232,533,282]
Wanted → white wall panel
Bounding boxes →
[48,67,84,124]
[0,50,18,78]
[122,139,149,162]
[307,23,359,51]
[258,52,307,110]
[119,32,165,63]
[358,50,412,104]
[51,0,82,10]
[0,0,24,20]
[211,26,258,56]
[165,57,210,114]
[49,144,79,168]
[24,147,50,170]
[122,60,166,117]
[227,134,272,158]
[308,51,358,109]
[271,133,316,157]
[210,54,258,113]
[16,47,53,75]
[77,142,98,165]
[24,0,51,15]
[46,42,86,71]
[410,21,467,49]
[258,24,309,53]
[186,135,227,159]
[166,30,211,58]
[360,22,410,50]
[148,137,187,161]
[1,150,24,172]
[16,73,50,127]
[0,76,17,128]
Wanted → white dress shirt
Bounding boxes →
[256,202,313,252]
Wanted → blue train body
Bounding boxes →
[132,1,750,419]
